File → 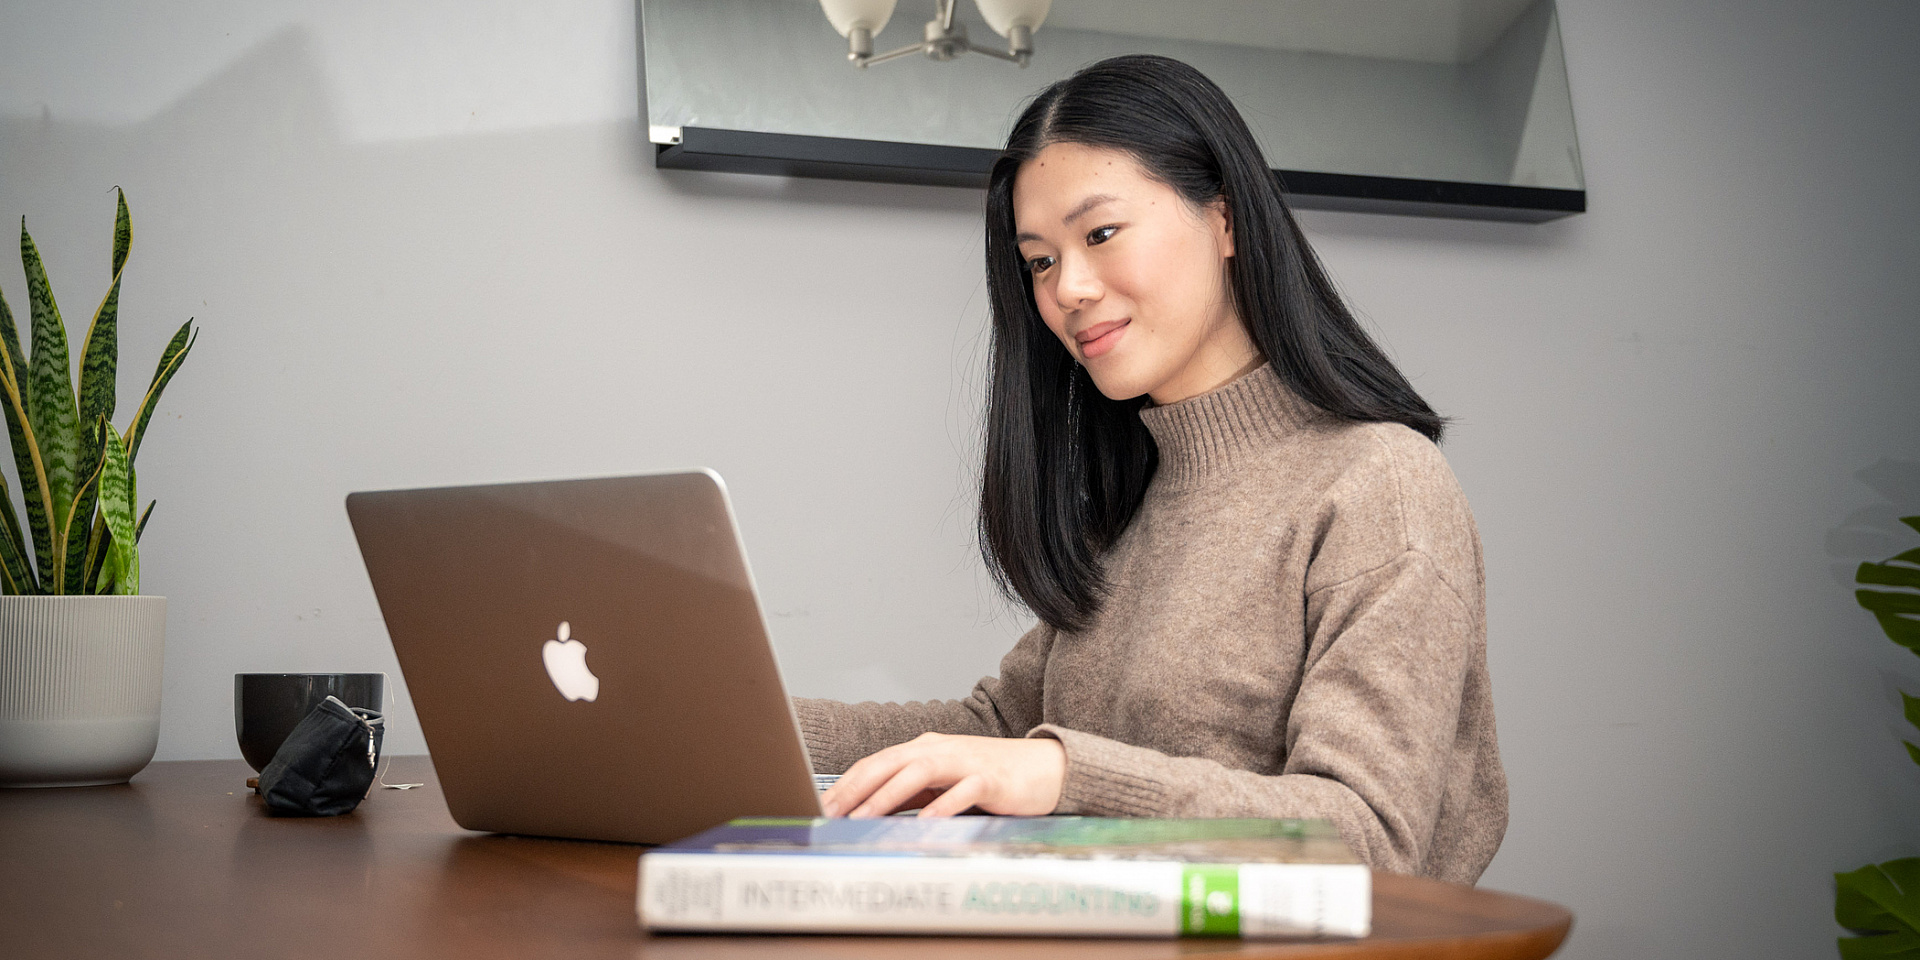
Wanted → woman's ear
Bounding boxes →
[1209,197,1234,258]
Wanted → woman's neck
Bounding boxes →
[1147,349,1267,406]
[1145,313,1265,405]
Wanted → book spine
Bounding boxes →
[637,853,1370,938]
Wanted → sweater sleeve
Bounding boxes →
[1028,550,1476,877]
[793,622,1055,774]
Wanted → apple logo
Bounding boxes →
[541,620,599,702]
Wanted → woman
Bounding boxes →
[796,54,1506,884]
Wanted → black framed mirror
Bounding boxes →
[641,0,1584,221]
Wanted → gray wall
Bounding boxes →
[3,1,1917,957]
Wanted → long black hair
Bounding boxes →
[978,54,1446,632]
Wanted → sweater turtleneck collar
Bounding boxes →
[1136,362,1317,486]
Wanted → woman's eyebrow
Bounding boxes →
[1062,193,1121,225]
[1016,193,1122,243]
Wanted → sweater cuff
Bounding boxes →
[791,697,851,775]
[1025,724,1170,816]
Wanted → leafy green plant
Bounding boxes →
[0,189,195,596]
[1837,515,1920,958]
[1837,860,1920,959]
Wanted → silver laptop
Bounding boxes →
[345,470,825,844]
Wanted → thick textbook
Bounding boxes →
[637,816,1369,938]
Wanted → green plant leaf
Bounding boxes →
[0,468,31,595]
[90,530,111,594]
[21,219,80,590]
[60,499,94,593]
[1905,692,1920,767]
[0,516,29,592]
[91,498,153,593]
[127,319,193,463]
[1840,930,1920,960]
[78,195,128,429]
[82,489,140,592]
[74,200,124,587]
[65,190,129,591]
[0,335,55,592]
[0,284,29,420]
[0,290,35,592]
[0,272,53,589]
[96,421,137,596]
[123,448,138,593]
[80,516,104,594]
[110,188,130,278]
[0,538,24,595]
[57,436,104,596]
[1902,517,1920,537]
[1838,859,1920,959]
[1857,589,1920,656]
[59,421,104,594]
[0,375,51,591]
[1860,560,1920,591]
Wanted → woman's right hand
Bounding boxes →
[819,732,1066,818]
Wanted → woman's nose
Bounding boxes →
[1051,254,1102,310]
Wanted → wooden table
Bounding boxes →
[0,759,1570,959]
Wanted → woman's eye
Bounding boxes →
[1025,255,1055,275]
[1087,225,1118,245]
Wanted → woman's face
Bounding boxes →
[1012,142,1259,404]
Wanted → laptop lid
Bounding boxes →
[346,470,822,844]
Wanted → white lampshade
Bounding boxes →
[973,0,1049,38]
[819,0,897,38]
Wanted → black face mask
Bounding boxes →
[255,695,385,816]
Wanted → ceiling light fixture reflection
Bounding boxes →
[818,0,1050,68]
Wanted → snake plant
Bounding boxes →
[0,189,195,595]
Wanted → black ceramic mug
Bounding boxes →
[234,673,385,773]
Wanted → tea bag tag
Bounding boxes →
[370,678,424,790]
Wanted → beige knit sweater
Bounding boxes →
[794,363,1507,883]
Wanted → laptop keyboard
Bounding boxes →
[812,774,840,792]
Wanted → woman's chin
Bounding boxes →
[1083,365,1154,402]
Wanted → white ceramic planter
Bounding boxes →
[0,595,167,787]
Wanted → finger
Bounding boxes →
[850,759,944,818]
[894,787,944,813]
[819,774,872,816]
[917,775,985,818]
[821,747,917,816]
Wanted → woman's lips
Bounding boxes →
[1076,318,1129,359]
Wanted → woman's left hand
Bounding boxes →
[818,733,1066,818]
